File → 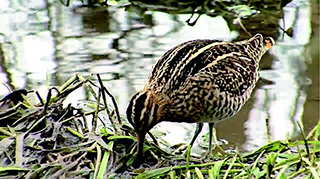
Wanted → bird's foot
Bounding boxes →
[204,143,225,158]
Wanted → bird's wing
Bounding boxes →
[182,54,258,98]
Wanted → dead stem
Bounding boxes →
[92,88,102,132]
[96,74,121,134]
[15,133,25,167]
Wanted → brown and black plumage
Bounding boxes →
[127,34,275,157]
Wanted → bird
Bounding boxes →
[126,34,275,158]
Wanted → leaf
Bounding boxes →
[243,141,288,158]
[97,141,114,179]
[285,27,293,37]
[275,164,289,179]
[0,166,29,172]
[0,137,14,154]
[267,152,278,166]
[186,170,191,179]
[209,166,214,179]
[223,154,237,179]
[168,170,176,179]
[107,135,136,141]
[252,167,266,178]
[195,167,204,179]
[227,5,259,18]
[310,167,320,179]
[210,159,226,179]
[137,167,171,179]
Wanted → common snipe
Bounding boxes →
[127,34,274,157]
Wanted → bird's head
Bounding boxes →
[126,91,161,157]
[241,34,275,61]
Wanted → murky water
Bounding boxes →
[0,0,318,154]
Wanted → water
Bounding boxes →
[0,0,318,154]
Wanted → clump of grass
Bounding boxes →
[0,74,142,178]
[0,74,319,178]
[134,121,320,179]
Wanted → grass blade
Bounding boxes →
[210,159,226,179]
[137,167,171,179]
[195,167,204,179]
[97,141,114,179]
[223,154,237,179]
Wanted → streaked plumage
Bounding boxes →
[127,34,274,157]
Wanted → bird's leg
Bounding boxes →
[189,123,204,147]
[185,123,203,155]
[208,123,214,154]
[186,123,203,165]
[207,123,224,156]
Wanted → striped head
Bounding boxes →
[238,34,275,61]
[126,91,161,156]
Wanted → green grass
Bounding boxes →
[0,74,319,178]
[133,120,320,179]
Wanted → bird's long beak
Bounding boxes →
[136,131,147,159]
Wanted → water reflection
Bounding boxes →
[243,0,315,151]
[0,0,318,153]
